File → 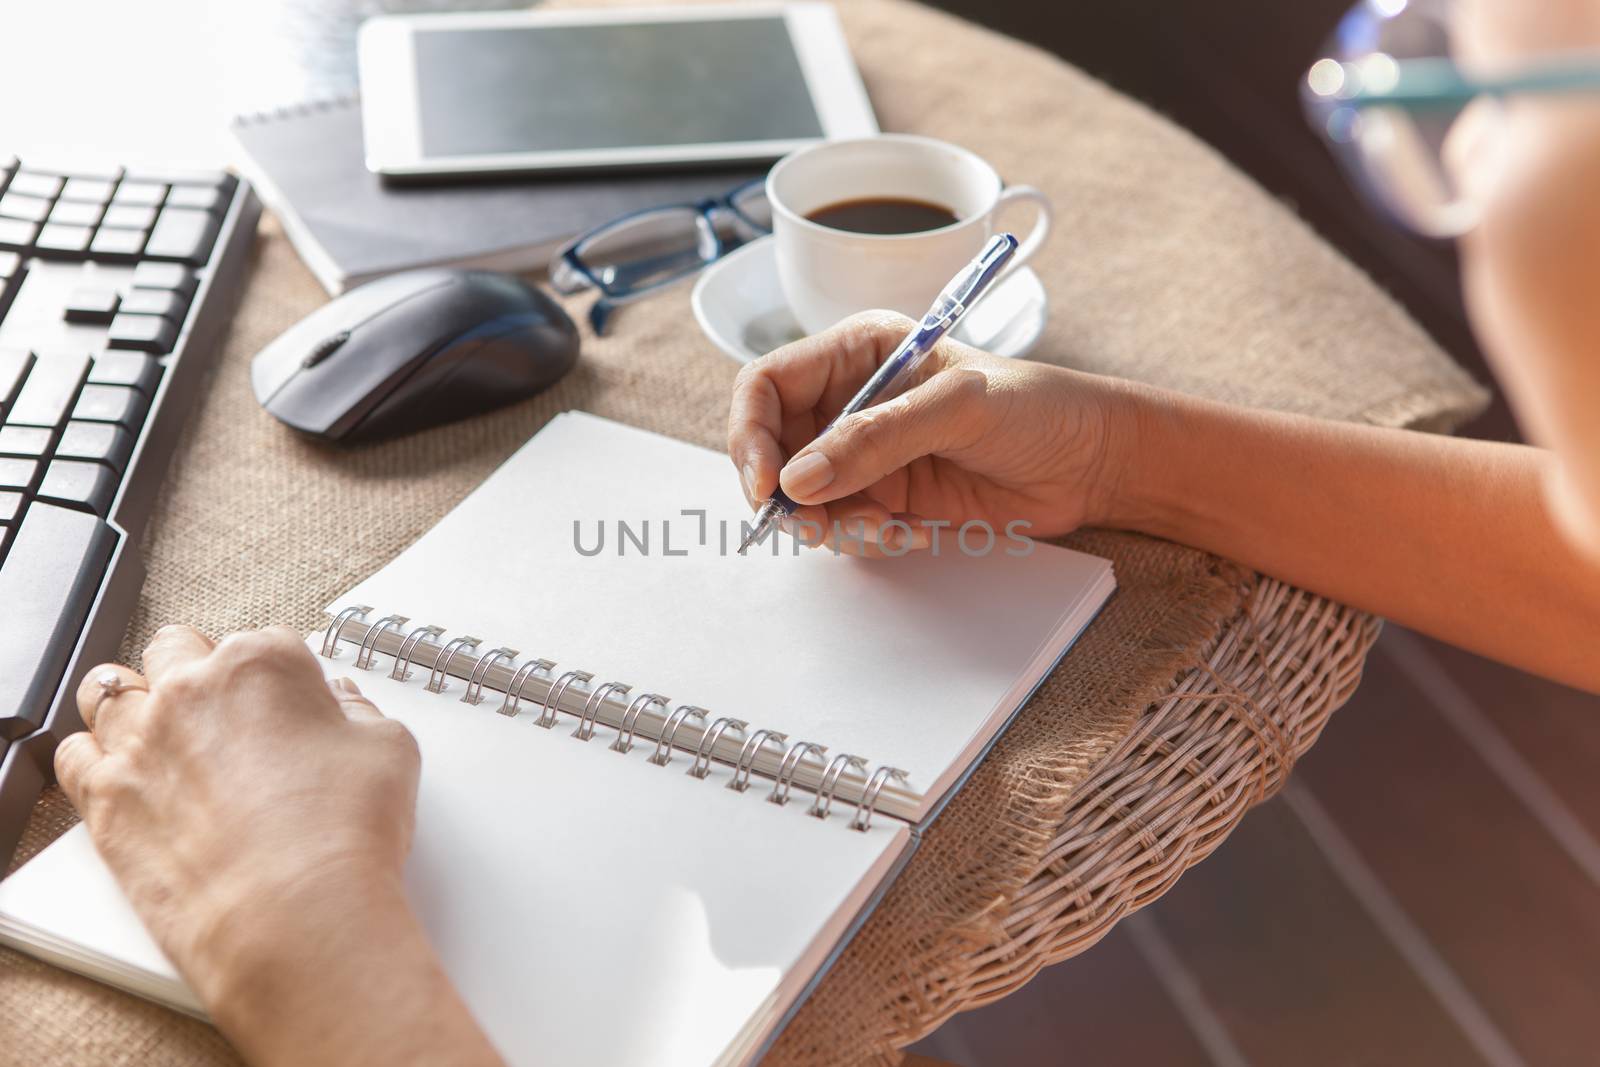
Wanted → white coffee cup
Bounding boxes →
[767,134,1052,335]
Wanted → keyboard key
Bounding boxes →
[0,457,38,490]
[143,207,218,263]
[131,261,196,297]
[0,491,21,524]
[111,181,165,207]
[0,502,116,739]
[71,383,149,429]
[0,426,51,458]
[89,227,146,260]
[7,172,63,199]
[0,349,33,409]
[164,185,225,213]
[6,351,89,428]
[0,193,51,222]
[0,218,38,251]
[87,350,161,394]
[49,199,103,227]
[37,459,116,514]
[25,162,121,182]
[55,421,133,474]
[60,178,115,203]
[106,313,177,353]
[118,288,184,322]
[35,223,94,258]
[0,251,18,279]
[100,203,157,230]
[125,167,233,189]
[63,289,120,324]
[0,265,22,321]
[55,419,133,471]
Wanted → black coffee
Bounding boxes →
[805,196,960,235]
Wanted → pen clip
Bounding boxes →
[923,233,1019,328]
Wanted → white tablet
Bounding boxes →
[357,3,878,179]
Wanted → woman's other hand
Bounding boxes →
[57,626,502,1067]
[60,625,419,997]
[726,312,1136,554]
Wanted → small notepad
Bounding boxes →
[229,98,755,295]
[0,413,1114,1066]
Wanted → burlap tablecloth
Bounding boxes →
[0,1,1488,1063]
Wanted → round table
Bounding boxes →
[0,1,1485,1064]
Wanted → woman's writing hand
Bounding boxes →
[727,312,1135,553]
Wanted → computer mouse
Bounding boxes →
[250,269,579,444]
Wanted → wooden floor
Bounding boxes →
[907,2,1600,1064]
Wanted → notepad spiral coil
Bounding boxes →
[231,95,360,128]
[320,605,911,831]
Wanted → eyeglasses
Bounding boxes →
[1302,0,1600,237]
[549,178,772,334]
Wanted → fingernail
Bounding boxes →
[780,452,834,499]
[331,677,361,696]
[741,461,759,500]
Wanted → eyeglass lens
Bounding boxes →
[729,184,773,232]
[1319,0,1507,236]
[572,207,720,296]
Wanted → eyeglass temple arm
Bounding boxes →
[1342,55,1600,110]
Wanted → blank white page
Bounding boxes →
[0,651,910,1067]
[341,413,1114,818]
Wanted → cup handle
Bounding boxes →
[993,185,1052,279]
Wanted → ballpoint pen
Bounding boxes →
[737,231,1020,554]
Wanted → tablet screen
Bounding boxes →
[412,19,826,158]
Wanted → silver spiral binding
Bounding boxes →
[355,614,408,671]
[689,717,748,779]
[613,693,669,754]
[575,681,630,741]
[233,95,358,128]
[498,658,555,718]
[320,605,371,659]
[425,636,481,694]
[462,647,519,705]
[649,705,708,766]
[768,742,828,807]
[318,607,914,830]
[539,670,593,729]
[850,766,910,832]
[390,624,444,681]
[810,754,868,820]
[729,730,788,792]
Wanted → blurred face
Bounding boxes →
[1450,1,1600,558]
[1450,0,1600,424]
[1453,0,1600,64]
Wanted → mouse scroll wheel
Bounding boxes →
[302,330,351,369]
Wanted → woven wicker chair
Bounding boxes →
[918,579,1376,1029]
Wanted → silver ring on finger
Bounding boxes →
[91,670,148,724]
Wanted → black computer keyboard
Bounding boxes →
[0,156,259,866]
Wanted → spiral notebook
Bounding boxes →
[0,413,1115,1066]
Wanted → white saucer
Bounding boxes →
[691,235,1048,363]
